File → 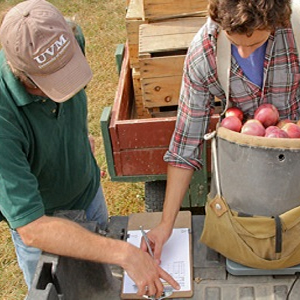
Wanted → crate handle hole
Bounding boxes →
[278,154,285,162]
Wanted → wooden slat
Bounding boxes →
[115,117,176,149]
[126,0,147,68]
[143,0,208,20]
[140,56,185,108]
[112,152,123,176]
[119,148,169,175]
[134,94,152,118]
[109,44,133,152]
[141,75,182,107]
[139,16,207,54]
[126,0,144,20]
[140,55,185,78]
[128,44,140,68]
[140,32,197,54]
[140,16,205,37]
[116,114,219,176]
[100,107,118,178]
[132,68,142,95]
[115,44,125,75]
[149,108,177,118]
[126,19,146,44]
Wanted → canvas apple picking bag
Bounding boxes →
[200,1,300,269]
[201,128,300,269]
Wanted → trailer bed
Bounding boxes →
[28,213,300,300]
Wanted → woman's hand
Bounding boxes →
[140,222,173,265]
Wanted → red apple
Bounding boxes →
[225,107,244,121]
[254,104,279,127]
[277,119,292,129]
[282,123,300,138]
[297,120,300,127]
[265,126,280,134]
[241,119,265,136]
[265,126,289,138]
[221,116,242,132]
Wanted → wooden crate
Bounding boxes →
[107,44,218,177]
[143,0,208,20]
[109,45,176,176]
[132,68,176,118]
[125,0,207,69]
[126,0,147,69]
[139,16,207,108]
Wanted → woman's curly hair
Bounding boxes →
[209,0,292,35]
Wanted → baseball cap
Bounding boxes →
[0,0,92,102]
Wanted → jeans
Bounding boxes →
[10,185,108,290]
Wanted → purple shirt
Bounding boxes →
[232,41,267,88]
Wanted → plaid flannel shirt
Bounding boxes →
[164,18,300,170]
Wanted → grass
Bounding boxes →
[0,0,145,298]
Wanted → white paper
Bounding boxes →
[123,228,191,294]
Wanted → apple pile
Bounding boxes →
[220,104,300,138]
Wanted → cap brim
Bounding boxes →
[30,42,92,102]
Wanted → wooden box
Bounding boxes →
[108,45,176,176]
[143,0,208,20]
[125,0,147,69]
[139,16,207,108]
[106,44,218,177]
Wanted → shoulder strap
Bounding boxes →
[291,1,300,52]
[217,29,231,115]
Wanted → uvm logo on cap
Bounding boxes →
[0,0,92,102]
[34,34,71,69]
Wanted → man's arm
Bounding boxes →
[141,164,194,262]
[17,215,180,298]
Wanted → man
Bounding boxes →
[142,0,298,262]
[0,0,179,297]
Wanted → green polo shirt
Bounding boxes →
[0,44,100,229]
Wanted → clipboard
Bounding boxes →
[121,211,193,299]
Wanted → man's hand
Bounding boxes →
[17,216,178,298]
[123,244,180,298]
[140,222,173,265]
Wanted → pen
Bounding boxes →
[140,226,154,258]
